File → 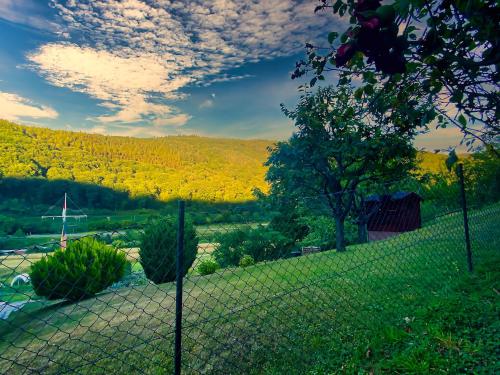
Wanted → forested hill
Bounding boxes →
[0,120,271,204]
[0,121,452,209]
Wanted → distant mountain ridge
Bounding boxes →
[0,121,449,204]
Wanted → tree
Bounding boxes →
[266,85,417,251]
[294,0,499,148]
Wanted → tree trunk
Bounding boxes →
[358,222,368,244]
[335,216,346,252]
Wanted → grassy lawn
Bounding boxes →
[0,204,498,374]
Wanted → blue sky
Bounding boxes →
[0,0,463,149]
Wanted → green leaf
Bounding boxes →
[362,71,376,84]
[339,4,347,17]
[458,114,467,128]
[328,32,338,44]
[376,5,396,23]
[354,88,364,99]
[396,0,410,17]
[364,84,374,95]
[333,0,342,13]
[310,77,317,87]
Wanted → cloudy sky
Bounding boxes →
[0,0,463,148]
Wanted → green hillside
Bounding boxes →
[0,120,271,203]
[0,121,453,208]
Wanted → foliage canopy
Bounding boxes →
[295,0,499,147]
[266,85,417,251]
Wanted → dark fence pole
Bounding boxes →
[457,164,473,272]
[174,200,185,375]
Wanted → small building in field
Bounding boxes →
[364,192,422,242]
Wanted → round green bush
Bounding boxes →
[30,238,128,301]
[238,255,255,268]
[197,258,220,275]
[139,217,198,284]
[213,226,293,267]
[212,230,247,267]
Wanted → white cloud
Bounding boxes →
[87,123,183,138]
[152,114,191,127]
[0,0,62,34]
[88,125,107,135]
[28,44,191,125]
[201,74,256,87]
[199,99,214,109]
[0,91,58,121]
[25,0,339,133]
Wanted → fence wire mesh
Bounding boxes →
[0,182,499,374]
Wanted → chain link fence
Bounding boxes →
[0,171,499,374]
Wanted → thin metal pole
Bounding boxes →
[457,164,473,272]
[174,200,185,375]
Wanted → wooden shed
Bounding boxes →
[364,192,422,241]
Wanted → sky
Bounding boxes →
[0,0,464,149]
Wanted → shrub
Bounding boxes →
[97,233,113,244]
[0,215,17,235]
[239,255,255,268]
[299,216,336,250]
[213,226,294,267]
[300,216,357,250]
[269,207,309,243]
[139,217,198,284]
[30,238,127,301]
[244,227,294,262]
[212,230,248,267]
[112,239,126,249]
[197,258,220,275]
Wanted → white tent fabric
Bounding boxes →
[10,273,31,287]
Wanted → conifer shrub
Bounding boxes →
[30,238,127,301]
[139,217,198,284]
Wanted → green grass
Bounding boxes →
[0,204,498,374]
[0,253,45,303]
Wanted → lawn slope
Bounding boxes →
[0,204,498,374]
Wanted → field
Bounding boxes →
[0,204,498,374]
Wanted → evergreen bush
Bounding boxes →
[139,217,198,284]
[30,238,127,301]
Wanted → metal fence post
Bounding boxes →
[174,200,185,375]
[457,164,473,272]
